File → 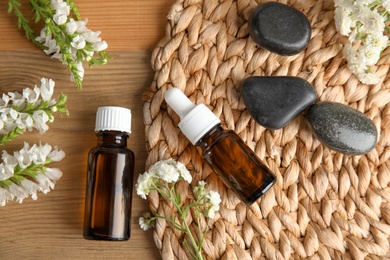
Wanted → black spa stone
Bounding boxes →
[248,2,311,56]
[307,102,377,155]
[241,76,316,130]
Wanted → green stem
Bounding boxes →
[170,189,204,260]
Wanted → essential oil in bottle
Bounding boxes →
[83,106,135,241]
[165,88,276,205]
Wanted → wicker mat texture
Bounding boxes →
[142,0,390,259]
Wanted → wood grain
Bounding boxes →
[0,0,173,51]
[0,27,163,260]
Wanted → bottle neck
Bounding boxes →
[97,131,129,147]
[197,124,224,150]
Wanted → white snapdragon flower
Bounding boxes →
[23,86,40,104]
[31,143,52,164]
[44,168,63,181]
[8,91,25,109]
[35,173,55,194]
[50,0,70,16]
[0,94,9,108]
[40,78,55,101]
[0,187,13,206]
[48,146,66,162]
[53,9,68,25]
[20,179,41,200]
[32,110,50,133]
[7,182,29,203]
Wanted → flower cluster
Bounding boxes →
[136,159,221,260]
[334,0,390,84]
[8,0,109,89]
[0,78,68,145]
[0,142,65,206]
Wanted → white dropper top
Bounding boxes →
[165,88,221,145]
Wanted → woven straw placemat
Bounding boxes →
[142,0,390,259]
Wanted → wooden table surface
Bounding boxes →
[0,0,175,259]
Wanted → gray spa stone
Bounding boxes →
[307,102,377,155]
[241,76,316,130]
[248,2,311,56]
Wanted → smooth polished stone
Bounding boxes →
[248,2,311,56]
[307,102,377,155]
[241,76,317,130]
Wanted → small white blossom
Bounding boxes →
[0,187,13,206]
[40,78,55,101]
[334,7,353,35]
[20,178,41,200]
[136,171,156,199]
[53,10,68,25]
[35,173,55,194]
[7,182,29,203]
[48,146,66,162]
[23,86,40,104]
[0,94,9,108]
[139,213,155,231]
[44,168,63,181]
[206,190,221,219]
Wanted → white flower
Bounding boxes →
[44,168,63,181]
[92,41,108,52]
[53,10,68,25]
[139,215,155,231]
[0,187,13,206]
[176,161,192,183]
[66,18,79,34]
[7,182,28,203]
[23,86,40,104]
[32,143,52,164]
[0,164,13,181]
[32,110,50,133]
[14,143,34,169]
[136,171,156,199]
[0,94,9,108]
[206,190,221,219]
[358,71,380,84]
[35,173,55,194]
[8,91,25,108]
[40,78,55,101]
[48,146,66,162]
[20,178,41,200]
[71,35,86,49]
[361,9,385,32]
[16,113,33,129]
[334,7,353,35]
[50,0,70,15]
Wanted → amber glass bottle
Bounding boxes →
[165,88,276,205]
[83,106,135,241]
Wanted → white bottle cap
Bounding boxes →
[95,106,132,134]
[165,88,220,145]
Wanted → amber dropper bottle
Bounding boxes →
[83,106,135,241]
[165,88,276,205]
